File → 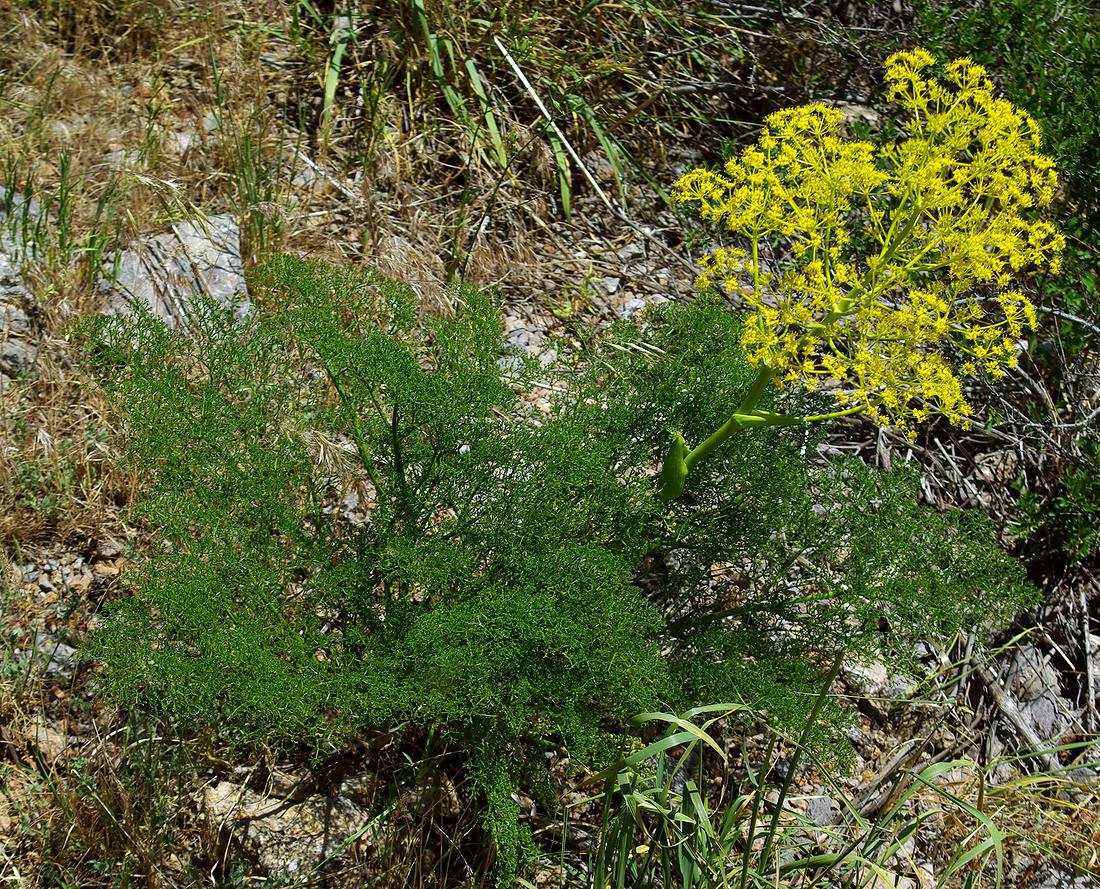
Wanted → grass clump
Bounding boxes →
[587,706,1099,889]
[80,255,1035,884]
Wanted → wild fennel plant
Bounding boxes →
[81,256,1033,885]
[659,50,1064,501]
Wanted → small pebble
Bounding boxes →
[97,539,123,559]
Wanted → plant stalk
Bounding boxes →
[657,366,774,503]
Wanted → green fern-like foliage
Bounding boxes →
[585,299,1035,708]
[83,257,666,882]
[81,259,1035,885]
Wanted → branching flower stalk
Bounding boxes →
[658,49,1064,502]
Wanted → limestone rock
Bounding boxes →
[0,305,38,383]
[13,633,79,680]
[1004,644,1076,742]
[843,658,917,719]
[203,778,377,880]
[103,213,250,327]
[24,715,69,764]
[1023,862,1096,889]
[0,190,40,385]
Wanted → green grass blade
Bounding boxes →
[464,58,507,167]
[632,711,727,760]
[548,132,571,219]
[321,23,351,151]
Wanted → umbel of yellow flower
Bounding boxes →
[658,48,1064,502]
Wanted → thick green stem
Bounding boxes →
[685,366,775,471]
[656,366,775,503]
[656,366,871,503]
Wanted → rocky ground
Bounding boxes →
[1,2,1098,886]
[2,169,1098,884]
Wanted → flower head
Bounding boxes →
[672,49,1062,434]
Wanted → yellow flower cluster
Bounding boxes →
[673,49,1065,435]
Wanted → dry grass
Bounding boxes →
[913,760,1100,885]
[0,344,135,544]
[0,1,292,548]
[0,0,690,548]
[0,696,208,888]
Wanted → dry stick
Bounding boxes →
[288,145,363,205]
[852,737,923,815]
[935,631,976,705]
[854,658,991,819]
[971,660,1062,774]
[492,36,613,215]
[1038,305,1100,337]
[1048,402,1100,432]
[1081,584,1097,734]
[1031,620,1080,676]
[854,719,979,820]
[493,35,697,277]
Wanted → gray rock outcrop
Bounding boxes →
[0,190,40,385]
[102,213,250,327]
[203,778,377,880]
